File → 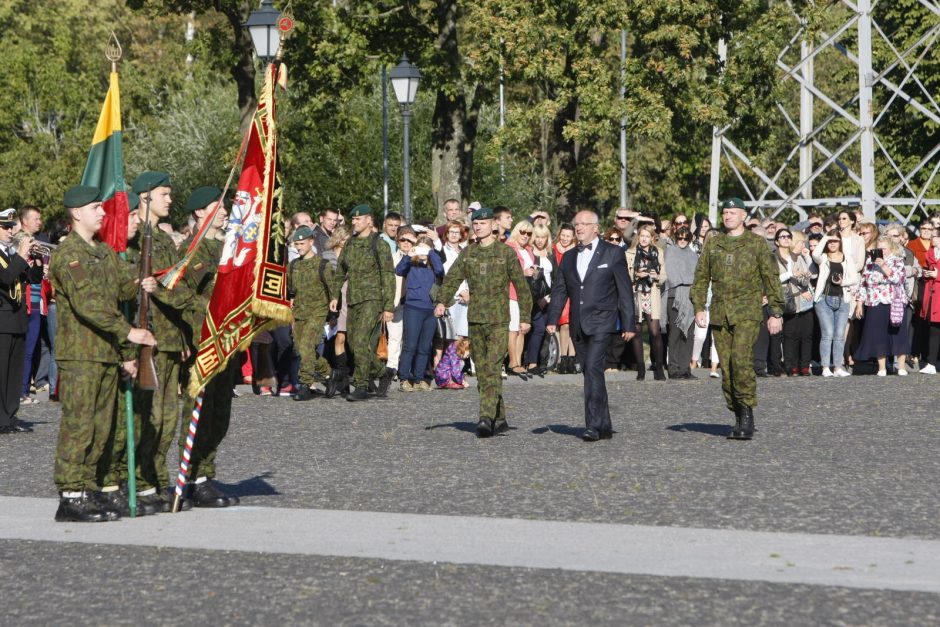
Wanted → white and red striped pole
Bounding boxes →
[172,393,204,513]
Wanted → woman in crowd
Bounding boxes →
[812,230,858,377]
[691,229,720,378]
[690,214,712,255]
[625,223,667,380]
[552,223,577,373]
[664,226,698,379]
[387,227,417,378]
[396,235,445,391]
[775,229,815,375]
[434,221,470,389]
[505,221,537,379]
[603,228,629,371]
[525,223,554,375]
[855,235,909,376]
[919,231,940,374]
[322,226,351,397]
[845,218,879,364]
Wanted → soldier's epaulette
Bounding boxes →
[67,260,88,283]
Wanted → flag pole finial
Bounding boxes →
[106,31,123,72]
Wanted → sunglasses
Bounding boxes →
[616,215,630,220]
[676,237,691,242]
[399,238,416,245]
[520,231,532,236]
[809,223,822,227]
[776,234,792,240]
[674,221,688,226]
[607,237,622,242]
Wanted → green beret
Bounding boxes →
[64,185,102,209]
[185,186,223,212]
[127,192,139,211]
[720,197,747,211]
[132,171,171,194]
[292,226,314,242]
[349,204,373,217]
[471,206,495,221]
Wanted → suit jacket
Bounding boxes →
[0,247,42,334]
[547,239,635,337]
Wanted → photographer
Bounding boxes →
[811,230,858,377]
[626,223,667,379]
[395,235,444,391]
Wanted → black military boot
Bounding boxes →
[375,367,394,397]
[161,486,194,512]
[96,488,160,517]
[727,405,744,440]
[190,479,240,508]
[292,383,315,401]
[55,493,113,523]
[347,385,369,402]
[476,417,494,438]
[740,405,755,440]
[493,418,510,435]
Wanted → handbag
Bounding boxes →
[527,267,550,301]
[783,286,798,315]
[435,312,457,340]
[374,320,389,360]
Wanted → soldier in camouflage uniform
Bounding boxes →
[691,197,784,440]
[288,225,333,401]
[174,186,241,508]
[435,207,532,438]
[50,185,156,522]
[328,204,396,402]
[128,171,196,511]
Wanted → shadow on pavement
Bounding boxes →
[531,424,585,438]
[424,421,478,433]
[667,423,732,437]
[216,472,280,497]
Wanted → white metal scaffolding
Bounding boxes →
[708,0,940,225]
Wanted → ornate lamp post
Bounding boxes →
[245,0,282,65]
[389,55,421,224]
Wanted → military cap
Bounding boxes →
[64,185,102,208]
[292,226,314,242]
[349,204,373,217]
[720,197,747,211]
[471,206,495,221]
[132,171,171,194]
[185,186,222,212]
[127,192,139,212]
[0,208,16,227]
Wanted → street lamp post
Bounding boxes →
[389,55,421,224]
[245,0,282,65]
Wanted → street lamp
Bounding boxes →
[389,55,421,224]
[246,0,282,65]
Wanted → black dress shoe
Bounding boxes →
[292,383,315,401]
[375,368,394,397]
[599,430,613,440]
[55,494,114,523]
[493,420,510,435]
[190,480,238,508]
[346,386,369,402]
[476,418,493,438]
[9,419,32,433]
[582,428,601,442]
[682,372,697,380]
[754,370,768,378]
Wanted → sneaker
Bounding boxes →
[897,369,908,376]
[257,386,273,396]
[876,370,887,377]
[415,380,432,391]
[19,396,36,405]
[919,364,937,375]
[399,381,414,392]
[834,367,851,377]
[709,370,720,379]
[822,367,833,378]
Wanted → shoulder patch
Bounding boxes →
[67,260,88,283]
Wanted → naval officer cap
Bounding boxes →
[185,186,223,212]
[0,207,17,227]
[349,204,374,217]
[720,197,747,211]
[63,185,102,209]
[132,171,171,194]
[292,226,314,242]
[471,206,495,221]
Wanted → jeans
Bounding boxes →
[525,308,548,366]
[398,306,437,382]
[21,308,41,396]
[815,297,850,368]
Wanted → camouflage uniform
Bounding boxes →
[329,233,395,390]
[438,241,532,425]
[289,253,333,386]
[49,235,138,492]
[691,230,784,411]
[129,227,194,491]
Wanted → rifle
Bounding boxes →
[137,190,160,391]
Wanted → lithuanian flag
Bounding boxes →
[81,71,129,252]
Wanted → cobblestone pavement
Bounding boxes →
[1,370,937,624]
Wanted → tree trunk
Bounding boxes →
[431,0,464,221]
[222,5,258,136]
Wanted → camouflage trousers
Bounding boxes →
[347,300,386,388]
[468,322,508,423]
[294,318,330,385]
[177,356,238,481]
[53,361,119,492]
[135,351,182,491]
[99,378,142,488]
[712,320,761,411]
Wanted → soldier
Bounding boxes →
[328,204,396,402]
[288,225,334,401]
[129,171,196,512]
[49,185,156,522]
[174,186,241,507]
[691,197,784,440]
[434,207,532,437]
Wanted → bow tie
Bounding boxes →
[577,242,593,252]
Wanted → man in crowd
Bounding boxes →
[547,210,635,441]
[312,208,338,255]
[692,197,784,440]
[288,225,333,401]
[493,206,513,241]
[380,211,402,254]
[436,198,465,238]
[329,204,396,401]
[614,208,639,247]
[50,185,157,521]
[0,208,43,434]
[435,207,531,438]
[17,206,45,404]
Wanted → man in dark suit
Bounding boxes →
[0,208,43,434]
[547,210,635,441]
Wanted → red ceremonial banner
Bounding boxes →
[188,64,291,395]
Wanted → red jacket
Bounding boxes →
[921,248,940,322]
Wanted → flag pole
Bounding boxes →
[172,393,204,513]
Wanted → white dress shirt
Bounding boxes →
[577,237,599,281]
